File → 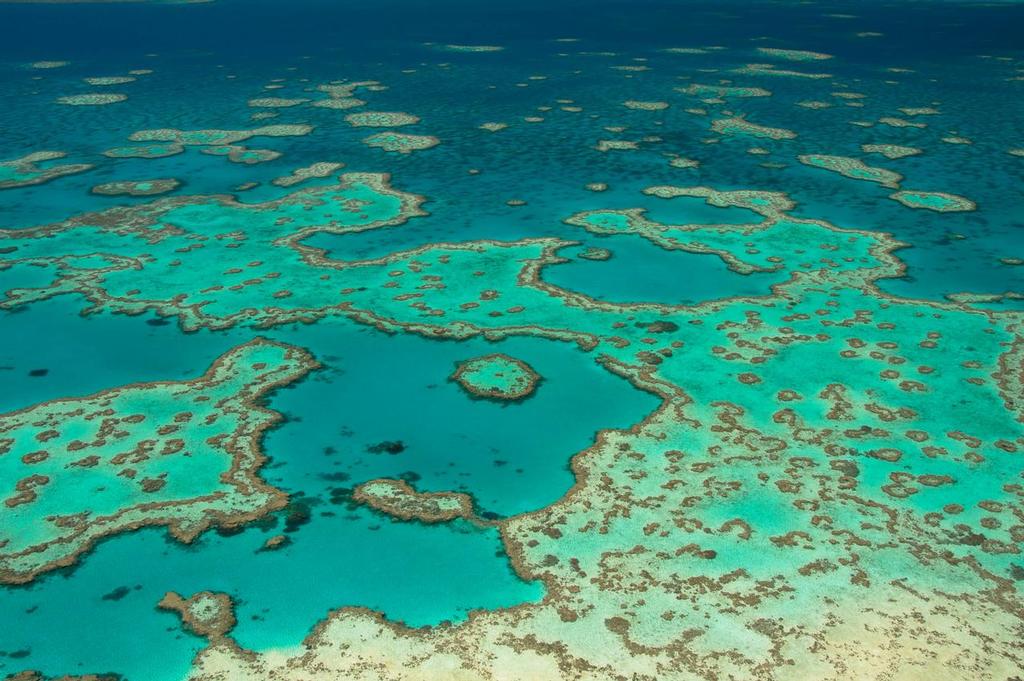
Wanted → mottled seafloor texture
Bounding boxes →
[0,0,1023,679]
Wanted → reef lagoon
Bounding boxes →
[1,0,1023,679]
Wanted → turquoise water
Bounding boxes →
[0,297,655,678]
[545,237,789,305]
[1,0,1023,678]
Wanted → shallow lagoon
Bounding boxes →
[0,297,656,678]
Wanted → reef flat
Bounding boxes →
[362,131,440,153]
[90,178,180,195]
[889,190,978,213]
[451,354,541,401]
[353,478,481,524]
[0,172,426,330]
[0,152,92,189]
[0,339,316,584]
[0,0,1022,679]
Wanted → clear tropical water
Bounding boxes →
[0,1,1022,679]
